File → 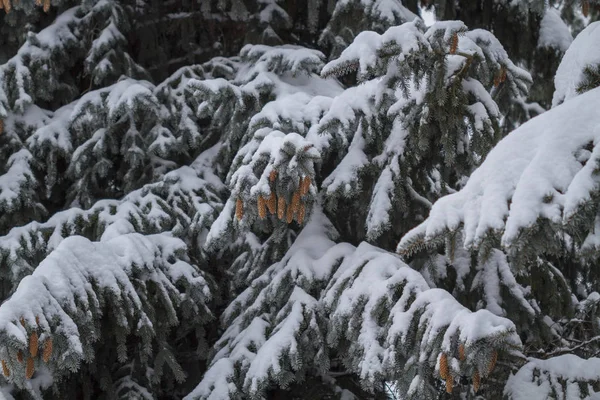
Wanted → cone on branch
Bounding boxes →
[301,176,311,196]
[277,196,286,220]
[291,190,301,213]
[473,369,481,393]
[269,169,277,182]
[235,198,244,221]
[17,350,23,363]
[286,204,294,223]
[439,353,449,380]
[0,119,4,135]
[42,338,53,363]
[26,357,34,379]
[450,33,459,54]
[1,360,9,377]
[29,332,39,357]
[267,192,276,214]
[258,195,267,219]
[1,0,11,14]
[296,203,306,224]
[583,0,590,17]
[487,350,498,374]
[43,0,50,12]
[458,343,466,361]
[494,67,507,87]
[445,376,453,394]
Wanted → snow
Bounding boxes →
[399,87,600,252]
[505,355,600,400]
[538,8,573,52]
[553,22,600,107]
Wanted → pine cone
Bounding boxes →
[277,196,286,220]
[43,0,50,12]
[43,338,53,363]
[458,343,466,361]
[291,190,301,213]
[494,66,507,87]
[1,360,9,377]
[0,119,4,135]
[450,33,459,54]
[286,203,294,223]
[445,376,453,394]
[301,176,311,196]
[296,203,306,224]
[35,315,40,326]
[487,350,498,374]
[20,317,26,327]
[269,169,278,182]
[258,195,267,219]
[583,0,590,17]
[473,369,481,393]
[2,0,10,14]
[439,353,449,380]
[267,192,277,214]
[235,198,244,221]
[17,350,23,363]
[26,357,34,379]
[29,332,39,357]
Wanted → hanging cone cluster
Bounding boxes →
[0,0,51,13]
[7,315,54,380]
[236,172,312,225]
[437,346,499,394]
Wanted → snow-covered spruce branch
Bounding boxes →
[505,355,600,400]
[0,145,224,300]
[0,233,212,396]
[188,208,522,399]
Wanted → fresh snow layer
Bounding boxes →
[537,8,572,52]
[505,355,600,400]
[399,87,600,251]
[553,21,600,107]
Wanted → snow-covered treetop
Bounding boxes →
[552,21,600,107]
[399,86,600,256]
[537,7,573,52]
[319,0,418,58]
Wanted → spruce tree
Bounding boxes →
[0,0,597,399]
